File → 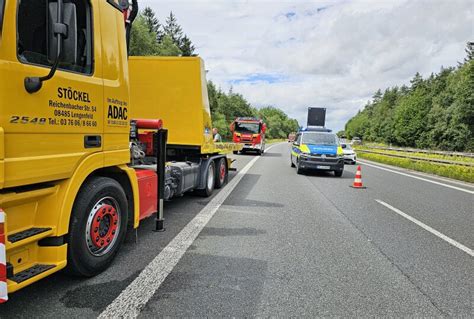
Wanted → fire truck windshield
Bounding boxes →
[235,122,260,134]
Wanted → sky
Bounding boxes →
[140,0,474,131]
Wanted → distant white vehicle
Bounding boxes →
[341,143,357,164]
[351,137,361,145]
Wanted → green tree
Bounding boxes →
[142,7,164,41]
[464,41,474,62]
[164,11,183,46]
[257,106,300,139]
[336,130,346,138]
[156,35,182,56]
[344,45,474,151]
[129,15,158,56]
[180,35,196,56]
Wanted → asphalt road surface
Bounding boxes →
[2,142,473,317]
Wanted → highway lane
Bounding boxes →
[0,155,255,318]
[1,142,472,317]
[136,142,472,317]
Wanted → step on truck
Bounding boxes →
[231,117,267,155]
[0,0,240,302]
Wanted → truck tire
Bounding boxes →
[215,158,228,189]
[66,177,128,277]
[196,161,216,197]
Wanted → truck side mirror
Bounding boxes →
[24,1,77,94]
[48,2,77,65]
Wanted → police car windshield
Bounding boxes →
[302,133,337,145]
[235,122,260,134]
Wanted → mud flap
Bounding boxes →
[0,209,7,303]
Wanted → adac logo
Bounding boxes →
[107,105,128,120]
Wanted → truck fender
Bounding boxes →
[55,154,140,235]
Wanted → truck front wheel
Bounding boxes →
[66,177,128,277]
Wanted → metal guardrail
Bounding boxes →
[362,145,474,158]
[357,149,474,167]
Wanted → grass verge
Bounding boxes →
[357,152,474,183]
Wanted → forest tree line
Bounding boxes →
[129,7,300,139]
[345,43,474,152]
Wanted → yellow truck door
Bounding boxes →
[99,1,131,166]
[0,0,104,188]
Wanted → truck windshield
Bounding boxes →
[235,122,260,134]
[302,133,338,145]
[0,0,4,34]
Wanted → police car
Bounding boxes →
[290,128,345,176]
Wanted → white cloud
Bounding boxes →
[140,0,474,131]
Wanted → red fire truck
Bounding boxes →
[231,118,267,155]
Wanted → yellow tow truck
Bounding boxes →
[0,0,240,302]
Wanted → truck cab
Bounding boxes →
[231,117,266,155]
[0,0,235,302]
[0,0,138,300]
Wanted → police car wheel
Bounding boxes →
[334,170,343,177]
[296,160,304,174]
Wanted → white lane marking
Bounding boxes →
[358,160,474,195]
[376,199,474,257]
[99,143,281,318]
[358,159,474,189]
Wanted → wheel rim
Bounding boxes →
[85,196,121,257]
[207,164,215,190]
[219,161,226,184]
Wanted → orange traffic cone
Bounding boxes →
[350,165,366,189]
